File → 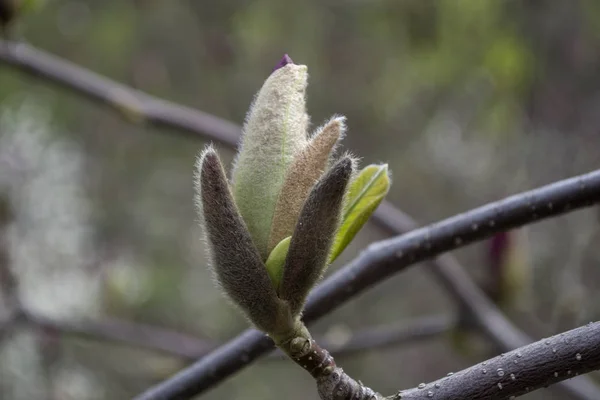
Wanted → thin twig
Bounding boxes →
[0,40,240,146]
[20,310,215,360]
[134,168,600,400]
[267,314,454,361]
[321,314,454,357]
[15,309,452,363]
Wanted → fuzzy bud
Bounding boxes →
[279,156,354,316]
[231,61,309,259]
[268,116,344,250]
[194,55,390,334]
[195,147,292,334]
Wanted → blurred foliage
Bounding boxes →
[1,0,600,399]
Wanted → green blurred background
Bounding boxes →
[1,0,600,399]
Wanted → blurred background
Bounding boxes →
[1,0,600,399]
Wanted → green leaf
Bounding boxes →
[265,236,291,291]
[329,164,390,263]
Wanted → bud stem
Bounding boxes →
[276,321,382,400]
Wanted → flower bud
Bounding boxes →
[194,55,390,333]
[231,60,309,259]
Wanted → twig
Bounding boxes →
[0,40,240,146]
[20,310,215,360]
[372,202,600,400]
[321,314,454,357]
[315,321,600,400]
[264,316,455,399]
[396,322,600,400]
[266,314,454,361]
[134,168,600,400]
[15,308,452,363]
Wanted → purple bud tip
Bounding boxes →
[488,231,510,270]
[272,54,294,72]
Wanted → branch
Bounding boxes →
[134,168,600,400]
[20,308,451,363]
[396,322,600,400]
[372,203,600,400]
[20,310,215,360]
[0,40,240,146]
[323,314,454,357]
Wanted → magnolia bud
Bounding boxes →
[231,58,309,259]
[486,229,531,311]
[194,55,390,335]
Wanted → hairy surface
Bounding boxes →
[231,63,309,259]
[196,148,291,333]
[280,157,353,316]
[268,116,344,252]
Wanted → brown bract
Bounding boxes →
[280,156,354,315]
[196,147,292,334]
[268,117,344,251]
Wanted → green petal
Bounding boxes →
[329,164,390,263]
[265,236,292,291]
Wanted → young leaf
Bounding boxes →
[195,147,291,334]
[279,157,354,316]
[264,236,292,291]
[268,116,344,252]
[328,164,390,263]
